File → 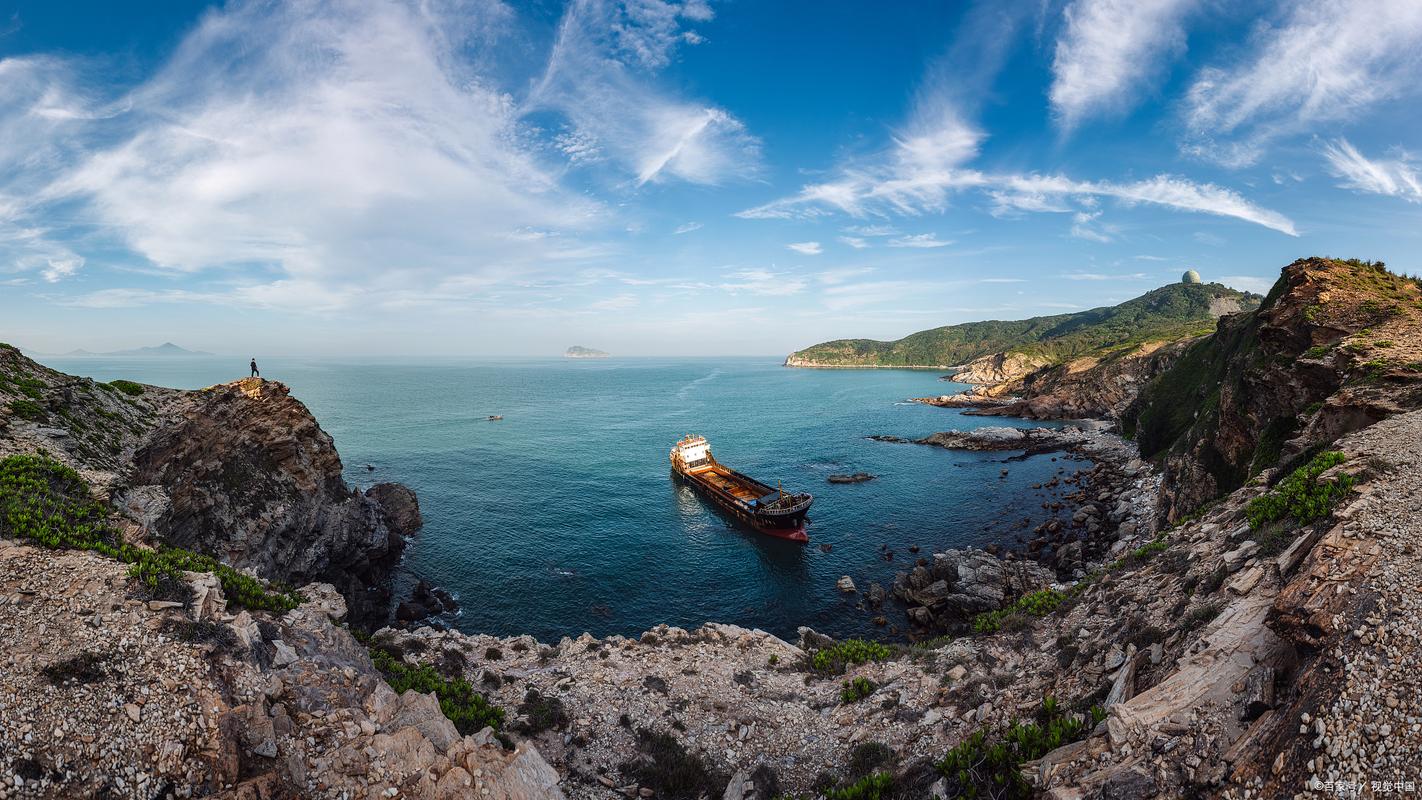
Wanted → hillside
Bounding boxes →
[786,281,1261,369]
[1125,257,1422,522]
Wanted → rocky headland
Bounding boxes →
[1,257,1420,798]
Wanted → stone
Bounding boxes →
[271,640,299,667]
[388,691,460,753]
[836,576,857,594]
[123,703,141,723]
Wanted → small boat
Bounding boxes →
[670,435,812,542]
[488,415,503,421]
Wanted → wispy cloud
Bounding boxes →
[1321,139,1422,203]
[818,267,874,285]
[531,0,760,187]
[787,241,823,255]
[837,236,869,249]
[673,221,703,234]
[1183,0,1422,167]
[887,233,951,248]
[1062,271,1148,281]
[1218,275,1273,294]
[1050,0,1197,129]
[717,268,807,296]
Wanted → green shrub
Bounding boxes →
[845,742,896,781]
[824,772,892,800]
[0,454,300,612]
[1302,345,1331,359]
[370,648,504,734]
[1125,537,1168,565]
[14,378,46,399]
[809,639,892,674]
[1184,602,1223,630]
[512,688,569,734]
[108,380,145,396]
[1246,451,1355,530]
[8,399,46,421]
[972,589,1065,635]
[840,676,876,704]
[935,698,1104,799]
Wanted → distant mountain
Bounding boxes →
[64,342,213,357]
[786,281,1262,369]
[564,345,609,358]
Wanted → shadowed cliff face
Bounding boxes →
[126,379,421,626]
[1126,258,1422,522]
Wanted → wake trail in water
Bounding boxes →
[675,368,723,401]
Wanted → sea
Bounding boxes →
[40,355,1082,643]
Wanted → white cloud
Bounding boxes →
[887,233,951,248]
[531,0,759,187]
[843,224,898,237]
[817,267,874,285]
[1050,0,1197,129]
[589,293,639,311]
[717,269,807,296]
[787,241,822,255]
[673,221,702,234]
[1183,0,1422,166]
[1321,139,1422,203]
[1068,211,1113,242]
[1062,272,1148,281]
[837,236,869,249]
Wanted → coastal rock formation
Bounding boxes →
[892,548,1055,627]
[125,379,413,627]
[947,351,1053,389]
[0,346,423,628]
[966,339,1193,420]
[1127,257,1422,522]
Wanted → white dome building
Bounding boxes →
[1182,269,1202,284]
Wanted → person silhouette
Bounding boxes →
[250,358,260,378]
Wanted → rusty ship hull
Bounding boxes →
[669,435,811,543]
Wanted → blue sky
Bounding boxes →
[2,0,1421,356]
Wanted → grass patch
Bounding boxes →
[107,380,145,396]
[511,688,569,734]
[809,639,893,674]
[0,454,301,612]
[971,589,1065,635]
[370,648,504,735]
[1246,451,1355,531]
[8,399,47,421]
[936,698,1104,799]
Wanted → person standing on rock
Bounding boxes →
[250,358,260,378]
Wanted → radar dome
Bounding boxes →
[1182,269,1202,284]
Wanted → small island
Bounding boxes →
[564,346,609,359]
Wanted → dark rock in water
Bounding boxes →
[866,434,910,443]
[397,579,459,623]
[827,472,876,484]
[865,583,887,609]
[819,543,833,553]
[365,464,375,471]
[908,544,920,553]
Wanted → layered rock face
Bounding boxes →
[892,548,1055,628]
[124,379,420,626]
[973,339,1192,420]
[1126,258,1422,522]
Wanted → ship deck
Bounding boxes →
[689,464,772,502]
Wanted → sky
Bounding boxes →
[2,0,1421,357]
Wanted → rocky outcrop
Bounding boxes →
[1126,257,1422,522]
[969,339,1193,420]
[123,379,413,627]
[948,351,1053,389]
[0,541,563,800]
[892,548,1055,628]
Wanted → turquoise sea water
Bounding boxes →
[41,355,1076,642]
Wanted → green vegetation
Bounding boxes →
[971,589,1065,634]
[107,380,145,396]
[809,639,893,673]
[824,773,893,800]
[839,676,877,703]
[0,454,300,612]
[369,647,504,734]
[1246,451,1355,530]
[936,698,1104,799]
[511,688,569,734]
[8,399,46,421]
[789,282,1260,368]
[14,377,47,399]
[1303,344,1332,359]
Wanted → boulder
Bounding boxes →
[836,576,857,594]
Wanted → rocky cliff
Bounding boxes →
[0,348,421,628]
[1125,257,1422,522]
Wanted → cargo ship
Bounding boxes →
[670,435,812,542]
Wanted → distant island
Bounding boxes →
[564,346,609,359]
[64,342,213,357]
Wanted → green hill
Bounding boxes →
[786,282,1262,368]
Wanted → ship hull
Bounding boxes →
[673,469,810,543]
